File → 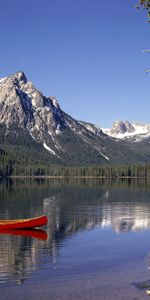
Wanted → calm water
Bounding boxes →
[0,179,150,299]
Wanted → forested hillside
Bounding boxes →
[0,144,150,178]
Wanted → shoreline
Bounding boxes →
[1,175,150,179]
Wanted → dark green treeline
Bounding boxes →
[0,145,150,178]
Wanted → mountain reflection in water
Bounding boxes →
[0,178,150,285]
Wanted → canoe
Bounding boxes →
[0,215,48,230]
[0,229,47,240]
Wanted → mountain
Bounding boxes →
[0,71,150,168]
[102,120,150,141]
[0,71,111,166]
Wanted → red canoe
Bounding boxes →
[0,215,48,230]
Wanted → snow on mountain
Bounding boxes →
[80,119,150,142]
[0,71,67,141]
[102,121,150,141]
[79,121,102,135]
[1,71,150,165]
[0,71,111,163]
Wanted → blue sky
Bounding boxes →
[0,0,150,127]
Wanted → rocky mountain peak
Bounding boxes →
[1,71,150,165]
[110,120,135,135]
[0,71,113,163]
[102,120,150,141]
[0,72,62,131]
[7,71,27,87]
[13,71,27,83]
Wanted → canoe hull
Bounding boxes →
[0,215,48,230]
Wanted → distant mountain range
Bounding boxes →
[0,71,150,166]
[102,121,150,141]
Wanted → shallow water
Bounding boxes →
[0,178,150,299]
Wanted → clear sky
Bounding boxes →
[0,0,150,127]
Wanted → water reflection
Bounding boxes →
[0,229,47,240]
[0,178,150,285]
[0,232,45,284]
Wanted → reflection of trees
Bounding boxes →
[44,186,150,253]
[46,198,150,237]
[0,234,45,285]
[0,178,150,284]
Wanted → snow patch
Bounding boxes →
[48,131,62,151]
[43,142,57,156]
[102,122,150,142]
[29,131,36,140]
[100,152,109,161]
[51,97,59,108]
[83,124,96,133]
[65,120,72,128]
[80,122,101,134]
[55,124,61,135]
[0,77,7,85]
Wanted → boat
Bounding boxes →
[0,229,47,240]
[0,215,48,230]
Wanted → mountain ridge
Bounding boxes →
[0,71,150,166]
[102,120,150,141]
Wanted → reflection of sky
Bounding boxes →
[1,181,150,286]
[44,191,150,236]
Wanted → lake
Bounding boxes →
[0,178,150,299]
